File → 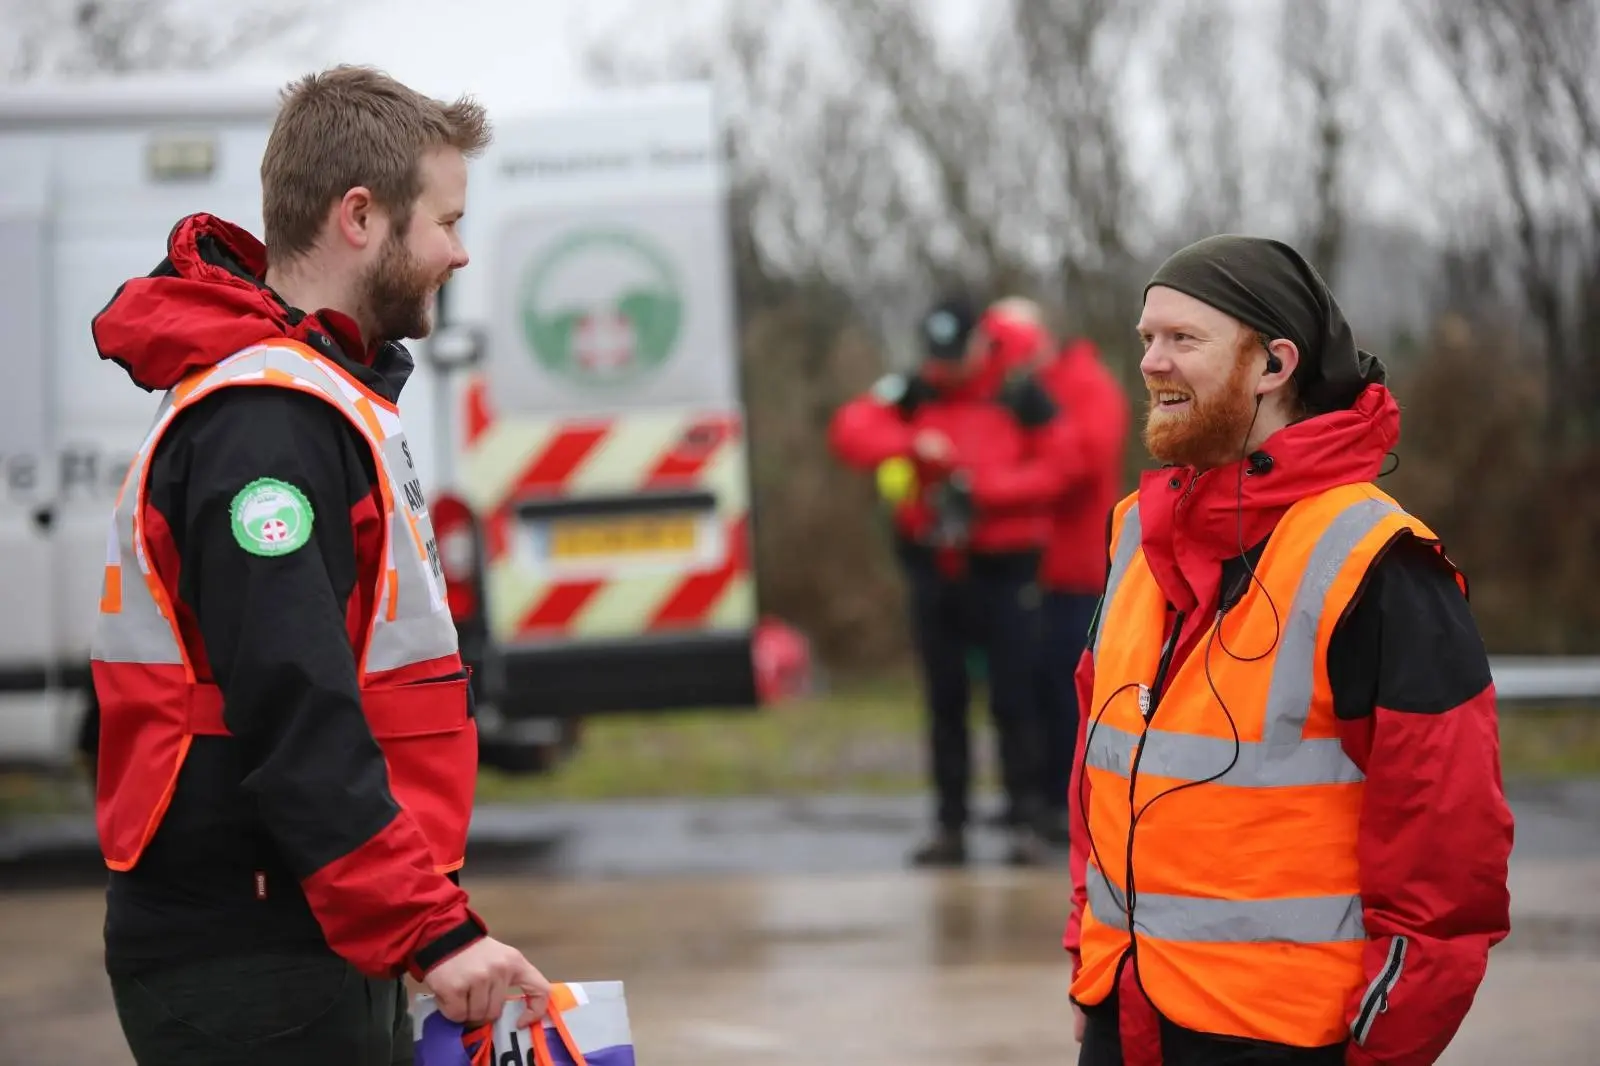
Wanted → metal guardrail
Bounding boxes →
[1490,657,1600,705]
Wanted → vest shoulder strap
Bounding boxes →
[167,339,396,448]
[1088,490,1142,654]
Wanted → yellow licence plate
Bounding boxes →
[548,515,699,559]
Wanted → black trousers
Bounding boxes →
[110,949,414,1066]
[1079,992,1347,1066]
[1038,590,1098,815]
[906,556,1044,830]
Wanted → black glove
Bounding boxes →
[998,371,1059,428]
[871,372,938,419]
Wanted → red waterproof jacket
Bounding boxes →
[828,328,1075,556]
[88,213,485,980]
[1037,338,1130,593]
[1062,384,1514,1065]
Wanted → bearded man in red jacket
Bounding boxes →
[1063,235,1513,1066]
[830,295,1077,866]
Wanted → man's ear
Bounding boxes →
[1258,338,1300,396]
[334,187,378,251]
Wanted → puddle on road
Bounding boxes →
[6,791,1598,1064]
[3,861,1598,1066]
[464,866,1073,978]
[462,867,1081,1066]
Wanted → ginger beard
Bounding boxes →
[1143,335,1260,469]
[358,223,447,342]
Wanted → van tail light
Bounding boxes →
[430,493,480,622]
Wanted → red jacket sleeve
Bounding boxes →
[827,392,915,470]
[1061,356,1131,501]
[175,388,485,980]
[1063,644,1095,973]
[1064,509,1115,971]
[1034,348,1128,497]
[965,417,1083,511]
[1329,540,1514,1066]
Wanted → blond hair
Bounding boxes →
[261,65,491,265]
[988,296,1046,327]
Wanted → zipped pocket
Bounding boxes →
[1353,935,1408,1046]
[399,667,476,718]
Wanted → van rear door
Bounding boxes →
[450,86,759,714]
[0,145,65,761]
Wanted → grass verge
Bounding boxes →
[3,682,1598,817]
[1498,704,1600,778]
[478,678,1600,803]
[475,675,950,803]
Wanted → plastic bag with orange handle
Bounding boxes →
[415,981,635,1066]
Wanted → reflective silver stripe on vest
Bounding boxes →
[1092,504,1141,658]
[1085,721,1363,788]
[363,400,458,674]
[91,391,187,666]
[1260,497,1400,752]
[90,343,457,676]
[1086,870,1365,944]
[1084,497,1400,789]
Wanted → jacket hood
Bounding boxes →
[91,213,402,393]
[1136,382,1401,616]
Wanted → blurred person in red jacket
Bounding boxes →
[1062,235,1512,1066]
[983,299,1131,845]
[829,294,1075,866]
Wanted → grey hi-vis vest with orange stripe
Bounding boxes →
[91,339,477,875]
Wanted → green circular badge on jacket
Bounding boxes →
[230,478,314,557]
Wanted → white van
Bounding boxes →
[421,83,762,765]
[0,77,288,773]
[0,76,759,778]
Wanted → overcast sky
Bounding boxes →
[236,0,977,112]
[221,0,1474,240]
[242,0,724,109]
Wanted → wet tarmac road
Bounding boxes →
[1,784,1598,1065]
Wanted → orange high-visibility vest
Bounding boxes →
[90,339,477,875]
[1070,481,1458,1046]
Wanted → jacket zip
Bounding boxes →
[1120,470,1202,982]
[1353,935,1408,1046]
[1120,606,1186,977]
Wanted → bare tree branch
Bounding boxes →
[1153,0,1246,243]
[1404,0,1600,446]
[1,0,317,82]
[814,0,1016,285]
[1279,0,1355,282]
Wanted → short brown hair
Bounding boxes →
[261,65,491,264]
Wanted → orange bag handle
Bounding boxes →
[463,1022,494,1066]
[450,992,588,1066]
[529,995,588,1066]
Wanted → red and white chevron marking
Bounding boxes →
[454,376,755,643]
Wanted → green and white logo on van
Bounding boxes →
[230,478,314,557]
[518,228,684,388]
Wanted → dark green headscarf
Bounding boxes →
[1145,234,1386,414]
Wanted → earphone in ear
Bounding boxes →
[1265,353,1283,375]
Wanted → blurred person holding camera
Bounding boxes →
[982,298,1131,847]
[829,295,1075,866]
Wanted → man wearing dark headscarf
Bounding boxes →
[1059,235,1513,1066]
